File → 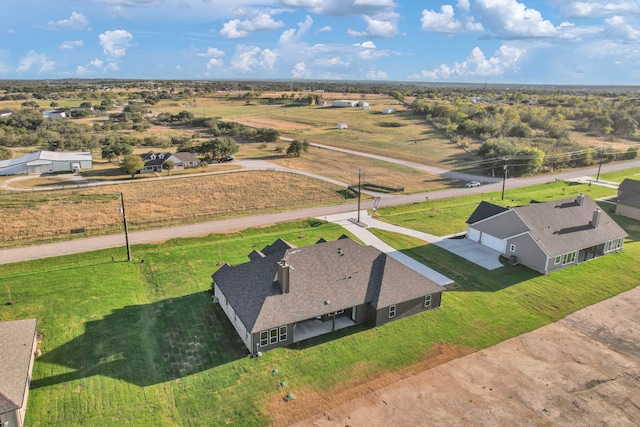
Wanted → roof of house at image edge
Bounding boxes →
[467,195,627,257]
[618,178,640,208]
[0,318,37,415]
[0,150,92,168]
[213,237,442,334]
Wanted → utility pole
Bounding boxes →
[501,159,508,201]
[596,146,605,182]
[357,169,362,223]
[120,192,131,262]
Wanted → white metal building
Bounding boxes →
[0,151,93,175]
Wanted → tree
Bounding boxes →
[286,139,310,157]
[21,100,39,109]
[0,146,12,160]
[198,137,239,161]
[163,160,175,175]
[120,155,144,178]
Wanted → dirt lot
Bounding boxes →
[230,115,311,131]
[291,286,640,426]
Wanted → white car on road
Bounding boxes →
[465,181,481,188]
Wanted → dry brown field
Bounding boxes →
[0,170,346,246]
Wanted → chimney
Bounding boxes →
[577,193,585,206]
[591,209,601,228]
[277,260,290,294]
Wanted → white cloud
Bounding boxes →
[605,15,640,40]
[409,44,524,79]
[421,5,462,34]
[291,61,310,78]
[474,0,559,38]
[314,57,349,67]
[558,1,640,18]
[230,45,278,73]
[77,59,105,74]
[353,41,376,49]
[315,25,332,34]
[279,0,396,17]
[206,58,225,69]
[60,40,84,50]
[17,51,55,73]
[220,13,284,39]
[197,47,225,58]
[348,15,398,38]
[421,4,484,35]
[99,30,133,57]
[367,68,388,79]
[279,15,313,44]
[46,12,90,31]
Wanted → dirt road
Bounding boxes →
[293,286,640,426]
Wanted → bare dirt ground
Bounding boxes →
[290,287,640,426]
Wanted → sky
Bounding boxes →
[1,0,639,85]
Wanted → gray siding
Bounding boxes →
[374,292,441,327]
[253,323,293,353]
[507,234,547,273]
[616,204,640,221]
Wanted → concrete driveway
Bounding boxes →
[434,238,504,270]
[322,211,504,274]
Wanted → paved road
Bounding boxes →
[1,157,638,265]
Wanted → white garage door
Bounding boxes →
[479,232,506,253]
[467,227,481,242]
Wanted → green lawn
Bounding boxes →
[1,193,638,426]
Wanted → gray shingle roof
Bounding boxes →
[0,319,37,415]
[618,178,640,209]
[513,195,628,257]
[213,238,442,333]
[466,201,508,224]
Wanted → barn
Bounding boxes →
[0,151,93,175]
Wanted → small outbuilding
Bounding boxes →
[42,109,68,119]
[337,123,348,130]
[332,100,358,108]
[382,108,397,114]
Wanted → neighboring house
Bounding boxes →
[0,109,12,117]
[0,151,93,176]
[0,319,38,427]
[212,236,443,354]
[465,194,628,274]
[615,178,640,221]
[332,100,358,107]
[42,108,68,119]
[139,151,200,173]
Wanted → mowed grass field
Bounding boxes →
[0,170,347,245]
[0,181,638,426]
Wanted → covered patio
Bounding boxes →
[292,316,356,343]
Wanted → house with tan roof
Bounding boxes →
[212,236,443,354]
[615,178,640,221]
[0,319,38,427]
[466,194,628,274]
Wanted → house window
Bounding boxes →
[269,328,278,344]
[605,238,624,253]
[279,326,287,342]
[554,255,562,265]
[424,295,432,308]
[562,251,577,265]
[509,244,516,252]
[260,331,268,347]
[389,305,396,318]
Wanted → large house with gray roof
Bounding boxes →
[466,194,627,274]
[139,151,200,173]
[615,178,640,221]
[212,237,443,354]
[0,319,38,427]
